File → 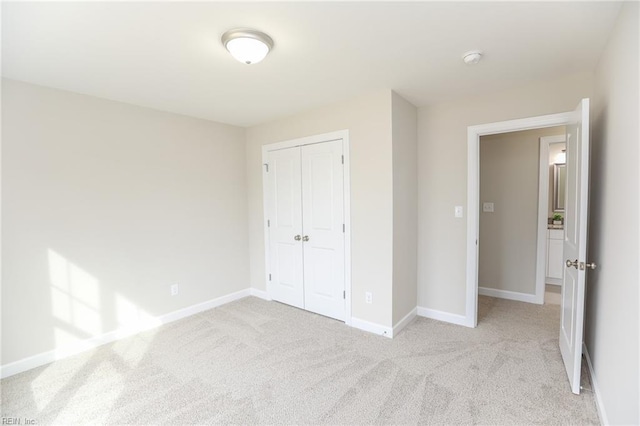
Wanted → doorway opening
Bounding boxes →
[466,99,591,395]
[477,128,566,308]
[465,110,575,328]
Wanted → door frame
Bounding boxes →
[261,130,352,325]
[466,113,573,327]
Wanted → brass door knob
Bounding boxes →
[585,262,597,270]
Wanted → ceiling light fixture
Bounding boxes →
[462,50,483,65]
[221,28,273,65]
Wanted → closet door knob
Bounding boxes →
[302,235,309,242]
[294,235,301,241]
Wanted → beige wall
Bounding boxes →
[417,71,593,315]
[1,79,249,364]
[587,2,639,424]
[246,90,394,327]
[479,127,564,295]
[391,92,418,325]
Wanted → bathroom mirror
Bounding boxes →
[553,163,566,212]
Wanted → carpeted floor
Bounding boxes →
[1,296,599,425]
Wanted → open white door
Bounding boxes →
[267,147,304,309]
[559,98,591,394]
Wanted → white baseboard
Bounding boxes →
[583,342,609,426]
[351,316,393,338]
[417,306,473,327]
[249,288,271,301]
[392,308,417,337]
[479,286,539,304]
[161,288,251,324]
[0,288,252,379]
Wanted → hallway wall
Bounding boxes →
[417,71,593,315]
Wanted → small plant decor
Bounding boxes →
[552,213,563,225]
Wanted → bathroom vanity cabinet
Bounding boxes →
[546,228,564,285]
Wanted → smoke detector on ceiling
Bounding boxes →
[462,50,483,65]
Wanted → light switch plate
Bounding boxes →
[483,202,495,213]
[454,206,463,218]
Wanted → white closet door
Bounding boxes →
[301,140,345,321]
[267,148,304,309]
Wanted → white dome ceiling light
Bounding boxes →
[462,50,483,65]
[221,28,274,65]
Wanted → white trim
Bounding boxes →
[249,288,271,301]
[538,135,566,305]
[261,145,272,307]
[546,278,562,286]
[261,130,352,325]
[391,308,417,337]
[467,129,480,327]
[342,136,352,326]
[467,112,574,327]
[583,343,609,426]
[0,288,252,379]
[536,138,551,304]
[259,130,346,152]
[478,287,538,304]
[351,317,393,338]
[416,306,473,328]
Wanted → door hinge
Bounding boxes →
[267,219,270,227]
[341,155,344,164]
[264,163,269,172]
[343,290,346,299]
[343,224,345,233]
[269,273,272,281]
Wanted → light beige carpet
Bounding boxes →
[1,296,599,425]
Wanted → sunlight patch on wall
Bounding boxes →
[115,293,161,337]
[48,249,102,343]
[32,252,161,415]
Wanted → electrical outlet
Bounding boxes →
[365,292,372,304]
[171,284,179,296]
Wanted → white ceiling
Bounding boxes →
[2,2,622,127]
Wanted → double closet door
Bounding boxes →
[266,140,345,321]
